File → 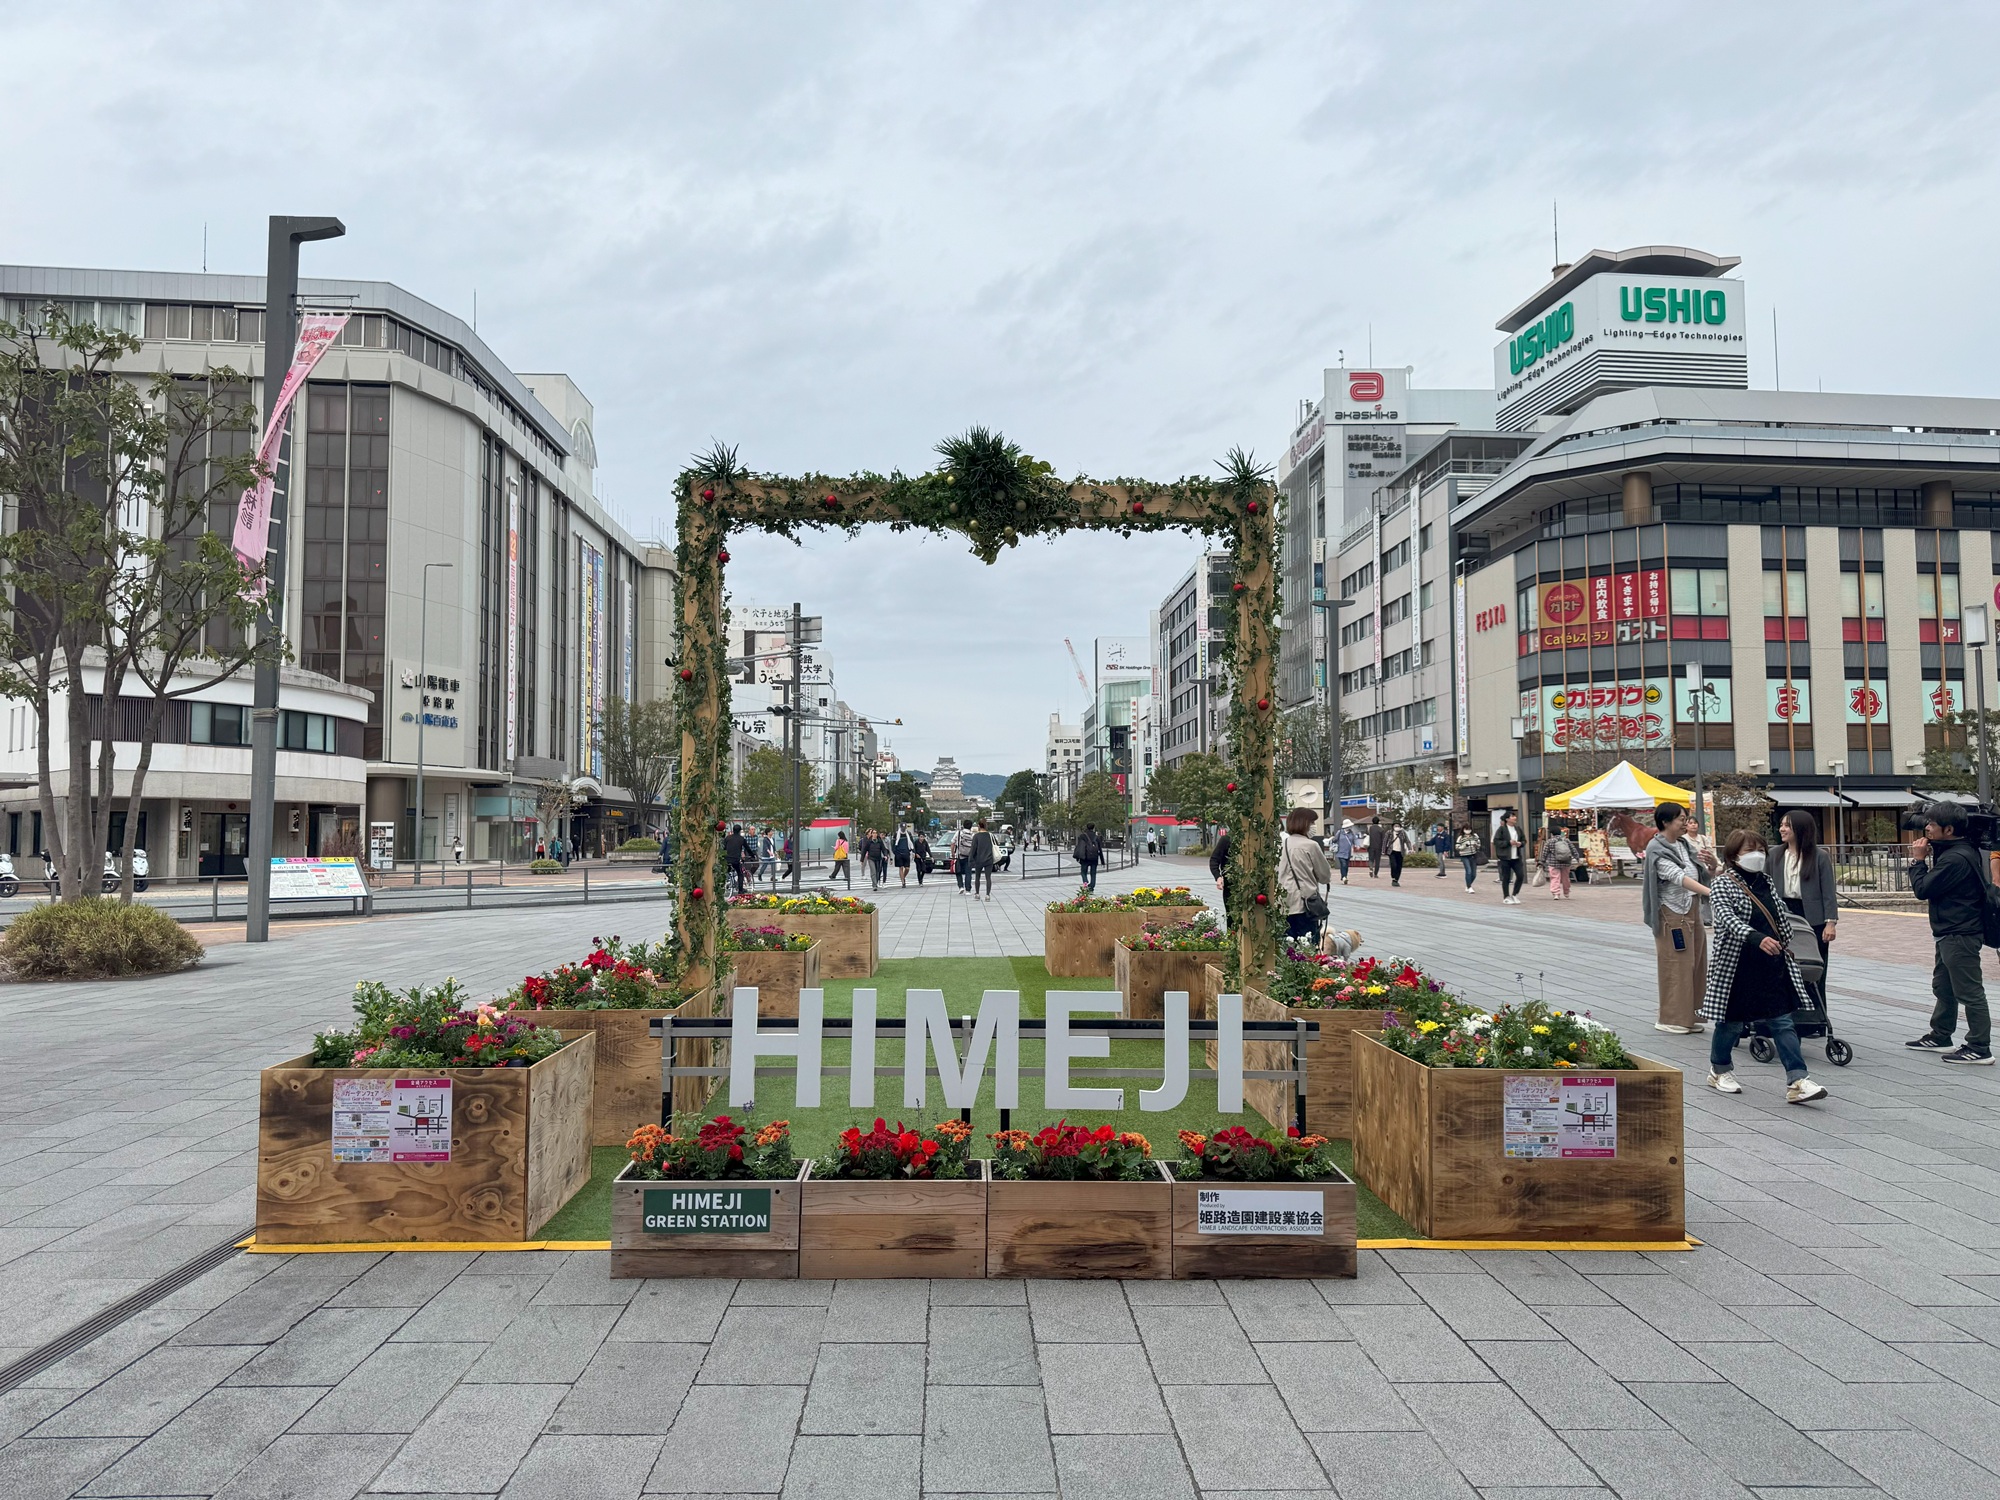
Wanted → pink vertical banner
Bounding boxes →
[232,313,351,569]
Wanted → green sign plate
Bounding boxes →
[642,1186,773,1234]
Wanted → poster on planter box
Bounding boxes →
[331,1078,452,1163]
[1503,1074,1617,1159]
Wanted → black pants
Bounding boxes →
[1929,933,1990,1049]
[1389,852,1404,885]
[1286,910,1321,944]
[1497,857,1524,899]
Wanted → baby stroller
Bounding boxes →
[1746,911,1854,1068]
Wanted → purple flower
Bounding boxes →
[390,1026,415,1039]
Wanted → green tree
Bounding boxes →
[1142,763,1179,815]
[996,769,1043,829]
[882,771,931,833]
[739,745,816,824]
[1922,708,1998,795]
[1072,770,1129,835]
[598,695,677,826]
[1160,751,1232,832]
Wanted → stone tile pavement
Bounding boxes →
[6,856,2000,1495]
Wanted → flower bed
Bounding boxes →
[257,981,593,1244]
[986,1123,1171,1277]
[720,928,822,1020]
[726,893,878,977]
[611,1115,808,1278]
[801,1119,985,1278]
[1166,1125,1357,1278]
[1352,1004,1685,1242]
[1115,915,1229,1020]
[1045,888,1209,977]
[512,940,716,1144]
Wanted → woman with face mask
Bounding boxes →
[1702,828,1828,1103]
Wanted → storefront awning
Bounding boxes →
[1769,788,1918,808]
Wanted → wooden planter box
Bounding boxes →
[728,908,877,977]
[1168,1170,1358,1279]
[1351,1033,1686,1242]
[987,1174,1172,1278]
[530,989,709,1147]
[1115,942,1229,1020]
[610,1161,809,1278]
[1203,985,1293,1131]
[1222,992,1389,1141]
[1045,906,1207,977]
[255,1034,595,1245]
[721,942,822,1019]
[799,1161,987,1279]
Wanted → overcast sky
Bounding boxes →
[6,2,1999,771]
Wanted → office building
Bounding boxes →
[1044,715,1083,799]
[1153,550,1234,769]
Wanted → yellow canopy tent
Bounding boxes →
[1542,760,1689,811]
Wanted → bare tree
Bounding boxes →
[598,694,677,831]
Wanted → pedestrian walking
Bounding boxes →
[1366,815,1386,878]
[1333,820,1356,884]
[452,836,464,866]
[1278,808,1335,945]
[721,825,747,895]
[1209,825,1232,919]
[1453,824,1480,889]
[1777,809,1837,1009]
[1073,823,1103,893]
[553,835,570,870]
[969,819,997,899]
[894,827,913,886]
[830,831,852,888]
[1492,810,1527,904]
[1388,821,1413,887]
[1146,829,1158,856]
[1642,802,1715,1034]
[913,831,932,884]
[952,820,975,893]
[1430,822,1452,877]
[1705,828,1829,1102]
[860,828,886,890]
[1541,823,1577,899]
[780,832,794,879]
[1907,800,1994,1063]
[758,827,778,887]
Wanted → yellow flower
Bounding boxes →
[1364,984,1386,996]
[1415,1019,1440,1033]
[1531,1024,1549,1035]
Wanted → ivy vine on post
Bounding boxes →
[671,430,1282,988]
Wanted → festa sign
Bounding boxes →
[726,987,1253,1114]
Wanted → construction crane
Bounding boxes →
[1062,638,1089,695]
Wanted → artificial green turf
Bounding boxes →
[537,955,1421,1242]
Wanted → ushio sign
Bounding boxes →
[724,987,1264,1113]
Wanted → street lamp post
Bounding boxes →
[1308,597,1349,831]
[413,561,453,886]
[1686,663,1707,837]
[1966,604,1992,805]
[245,213,346,943]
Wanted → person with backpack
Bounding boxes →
[1907,800,1993,1063]
[951,820,975,893]
[893,827,913,886]
[1541,823,1578,899]
[1072,823,1103,892]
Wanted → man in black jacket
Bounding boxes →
[1073,824,1103,892]
[1908,801,1992,1063]
[722,824,749,896]
[1365,815,1386,878]
[1209,827,1232,922]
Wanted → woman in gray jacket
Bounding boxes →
[1278,808,1335,944]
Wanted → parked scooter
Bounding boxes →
[0,852,15,899]
[101,849,150,893]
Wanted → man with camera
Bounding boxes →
[1908,801,1993,1064]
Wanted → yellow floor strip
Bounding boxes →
[240,1234,1699,1255]
[1358,1236,1700,1251]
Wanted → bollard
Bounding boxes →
[466,868,473,909]
[583,865,590,903]
[211,876,219,921]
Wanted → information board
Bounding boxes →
[1503,1074,1617,1159]
[330,1077,452,1163]
[269,857,369,900]
[1195,1188,1325,1236]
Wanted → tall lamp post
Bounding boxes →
[1307,597,1349,831]
[1967,604,1993,805]
[1686,663,1707,837]
[246,214,346,943]
[412,562,453,886]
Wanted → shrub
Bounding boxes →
[528,858,564,872]
[0,898,203,981]
[617,837,660,853]
[1404,851,1439,868]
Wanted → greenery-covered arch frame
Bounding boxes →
[672,430,1283,992]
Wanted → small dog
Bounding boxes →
[1319,927,1362,960]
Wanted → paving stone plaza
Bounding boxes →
[5,859,2000,1498]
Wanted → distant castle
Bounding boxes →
[928,756,978,817]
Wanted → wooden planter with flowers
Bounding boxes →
[727,895,878,977]
[720,932,822,1019]
[986,1125,1172,1278]
[256,982,594,1245]
[1201,984,1293,1132]
[611,1117,809,1278]
[514,938,715,1144]
[1167,1127,1358,1278]
[800,1120,986,1278]
[1045,888,1209,977]
[1113,918,1230,1021]
[1352,1030,1685,1242]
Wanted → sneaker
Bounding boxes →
[1708,1071,1742,1094]
[1787,1078,1829,1103]
[1942,1047,1995,1065]
[1655,1023,1695,1034]
[1906,1035,1952,1050]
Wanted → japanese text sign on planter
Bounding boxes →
[643,1187,773,1234]
[330,1078,452,1163]
[1196,1188,1325,1236]
[1502,1074,1617,1160]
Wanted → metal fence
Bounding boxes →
[1831,844,1914,895]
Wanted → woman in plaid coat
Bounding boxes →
[1703,828,1828,1104]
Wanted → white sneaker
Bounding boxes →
[1787,1078,1828,1104]
[1708,1071,1741,1094]
[1655,1023,1694,1034]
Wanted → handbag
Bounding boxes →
[1531,865,1548,887]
